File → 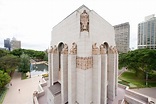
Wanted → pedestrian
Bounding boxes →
[18,89,20,92]
[10,82,12,86]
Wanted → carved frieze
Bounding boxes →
[76,56,93,70]
[70,42,77,55]
[80,10,89,32]
[92,43,100,55]
[61,44,68,54]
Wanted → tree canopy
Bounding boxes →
[18,54,30,73]
[0,55,20,74]
[0,49,9,58]
[0,70,11,89]
[119,49,156,85]
[10,49,46,61]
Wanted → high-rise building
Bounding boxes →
[114,22,130,53]
[10,37,21,50]
[47,5,118,104]
[4,38,11,51]
[138,14,156,49]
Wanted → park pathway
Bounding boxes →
[3,71,41,104]
[118,67,127,77]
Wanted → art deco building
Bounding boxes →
[138,14,156,49]
[47,5,118,104]
[114,22,130,53]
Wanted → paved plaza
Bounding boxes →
[2,70,156,104]
[3,71,41,104]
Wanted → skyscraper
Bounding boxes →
[4,38,11,51]
[138,14,156,49]
[10,37,21,50]
[114,22,130,53]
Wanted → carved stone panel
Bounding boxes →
[76,56,93,70]
[80,10,89,32]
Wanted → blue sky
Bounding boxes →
[0,0,156,50]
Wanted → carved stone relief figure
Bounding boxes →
[61,44,68,54]
[80,10,89,32]
[108,46,115,54]
[100,44,107,54]
[92,43,100,55]
[113,46,118,54]
[52,45,57,54]
[70,42,77,55]
[49,46,53,53]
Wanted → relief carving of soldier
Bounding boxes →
[80,10,89,32]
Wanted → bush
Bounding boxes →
[0,87,8,104]
[21,73,27,80]
[0,70,11,88]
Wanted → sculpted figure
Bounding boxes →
[92,43,100,55]
[49,46,53,53]
[100,44,106,54]
[70,42,77,54]
[113,46,118,54]
[80,10,89,32]
[108,46,115,54]
[62,44,68,54]
[53,45,57,54]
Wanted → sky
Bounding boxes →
[0,0,156,51]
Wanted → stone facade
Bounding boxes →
[47,5,118,104]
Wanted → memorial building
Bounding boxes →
[47,5,118,104]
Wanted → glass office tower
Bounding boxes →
[138,14,156,49]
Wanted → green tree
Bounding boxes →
[0,70,11,89]
[43,51,48,61]
[119,49,156,86]
[18,54,30,73]
[0,49,9,58]
[0,55,20,74]
[10,49,23,57]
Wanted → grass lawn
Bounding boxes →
[0,87,8,104]
[119,71,156,88]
